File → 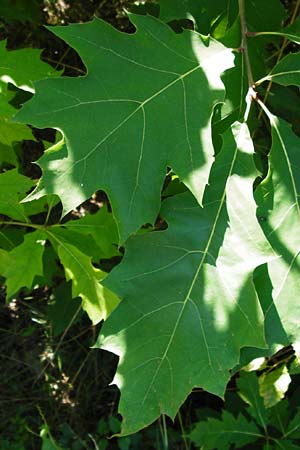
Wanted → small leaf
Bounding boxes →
[64,206,120,258]
[159,0,238,36]
[259,365,291,408]
[0,118,35,168]
[189,410,261,450]
[0,169,35,221]
[52,240,119,324]
[3,230,46,298]
[256,54,300,86]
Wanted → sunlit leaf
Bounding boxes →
[50,239,120,324]
[256,111,300,345]
[96,122,272,435]
[15,14,234,241]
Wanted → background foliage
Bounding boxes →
[1,0,300,449]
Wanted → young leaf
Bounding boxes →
[189,410,261,450]
[0,169,35,221]
[2,230,46,298]
[14,14,234,241]
[256,54,300,86]
[64,206,120,258]
[259,365,291,408]
[50,239,119,324]
[255,112,300,344]
[96,122,272,435]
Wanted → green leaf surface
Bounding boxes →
[64,206,120,258]
[52,239,119,324]
[47,281,83,336]
[0,40,59,92]
[0,82,19,118]
[159,0,238,36]
[0,169,35,221]
[286,409,300,439]
[0,248,10,274]
[267,398,290,434]
[257,54,300,86]
[245,0,286,32]
[15,14,234,241]
[96,122,272,435]
[189,410,261,450]
[255,112,300,344]
[0,118,35,167]
[237,371,268,430]
[49,226,106,263]
[2,230,46,298]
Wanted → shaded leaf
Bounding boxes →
[237,371,268,430]
[159,0,238,36]
[96,122,272,435]
[15,14,234,241]
[245,0,286,32]
[2,230,46,298]
[257,54,300,86]
[189,410,261,450]
[286,409,300,439]
[47,281,83,336]
[267,398,290,434]
[0,169,34,221]
[49,226,106,263]
[64,206,120,258]
[0,118,35,168]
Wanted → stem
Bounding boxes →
[177,410,190,450]
[0,220,44,229]
[238,0,254,88]
[161,414,169,450]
